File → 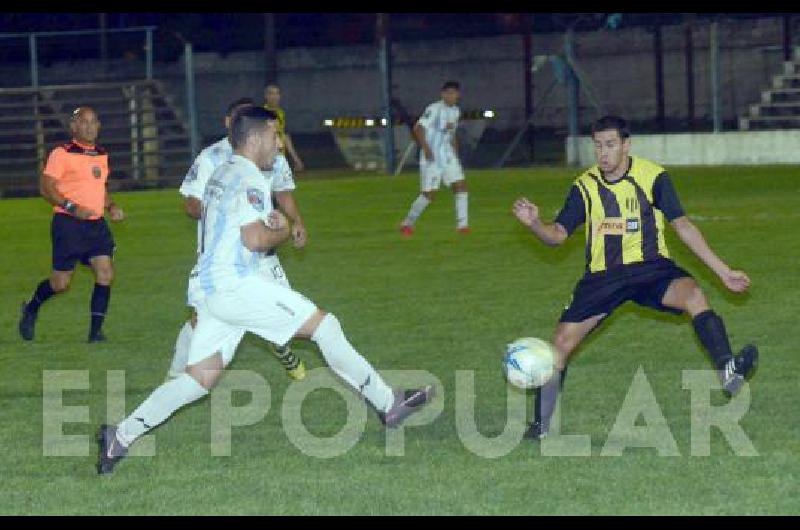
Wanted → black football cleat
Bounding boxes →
[88,331,107,343]
[720,344,759,397]
[524,420,548,441]
[379,386,435,428]
[97,424,128,475]
[18,302,37,341]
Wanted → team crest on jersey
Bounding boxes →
[92,166,102,179]
[247,188,265,212]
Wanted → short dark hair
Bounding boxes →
[591,115,630,139]
[226,97,255,117]
[441,80,460,91]
[230,106,278,149]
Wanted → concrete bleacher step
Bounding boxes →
[0,79,193,189]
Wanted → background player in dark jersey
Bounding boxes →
[19,106,124,343]
[512,115,758,440]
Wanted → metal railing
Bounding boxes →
[0,26,157,89]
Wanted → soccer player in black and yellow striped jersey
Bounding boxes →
[512,116,758,441]
[264,84,305,172]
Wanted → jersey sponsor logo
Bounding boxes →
[626,218,640,233]
[594,217,626,237]
[247,187,265,212]
[92,166,102,179]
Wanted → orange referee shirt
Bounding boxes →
[44,140,109,220]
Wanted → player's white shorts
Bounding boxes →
[187,254,290,309]
[258,253,291,288]
[420,157,464,192]
[187,269,203,310]
[187,275,318,366]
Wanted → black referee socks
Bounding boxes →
[26,279,56,313]
[692,310,734,370]
[90,284,111,336]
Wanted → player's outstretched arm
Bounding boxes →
[671,216,750,293]
[512,197,568,246]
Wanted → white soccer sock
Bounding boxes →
[311,313,394,413]
[117,373,208,446]
[403,195,431,226]
[455,192,469,228]
[166,321,194,379]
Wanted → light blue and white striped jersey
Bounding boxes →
[194,155,274,296]
[417,100,460,166]
[179,137,295,259]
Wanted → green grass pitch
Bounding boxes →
[0,166,797,514]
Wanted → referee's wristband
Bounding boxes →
[61,199,78,215]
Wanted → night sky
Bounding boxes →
[0,13,775,64]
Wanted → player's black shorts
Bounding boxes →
[51,213,116,271]
[559,258,692,323]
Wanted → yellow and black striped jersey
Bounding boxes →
[555,156,685,274]
[264,104,287,150]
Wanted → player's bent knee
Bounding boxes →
[50,274,72,293]
[298,309,328,339]
[186,352,225,390]
[187,364,223,391]
[93,266,114,285]
[686,285,710,313]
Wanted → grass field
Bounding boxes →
[0,166,798,515]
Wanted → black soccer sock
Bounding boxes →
[273,343,300,371]
[26,279,56,314]
[692,310,734,370]
[534,366,568,429]
[90,284,111,336]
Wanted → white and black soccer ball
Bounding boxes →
[502,337,556,389]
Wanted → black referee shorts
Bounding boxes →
[559,258,692,324]
[51,213,116,272]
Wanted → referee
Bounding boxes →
[512,115,758,440]
[18,106,124,343]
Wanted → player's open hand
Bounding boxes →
[294,159,305,173]
[267,210,289,231]
[720,269,750,293]
[512,197,540,227]
[423,147,434,162]
[292,222,307,249]
[108,204,125,222]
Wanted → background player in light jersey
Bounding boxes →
[400,81,469,235]
[264,84,305,172]
[170,98,307,381]
[97,107,434,474]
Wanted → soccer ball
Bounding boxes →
[502,337,556,389]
